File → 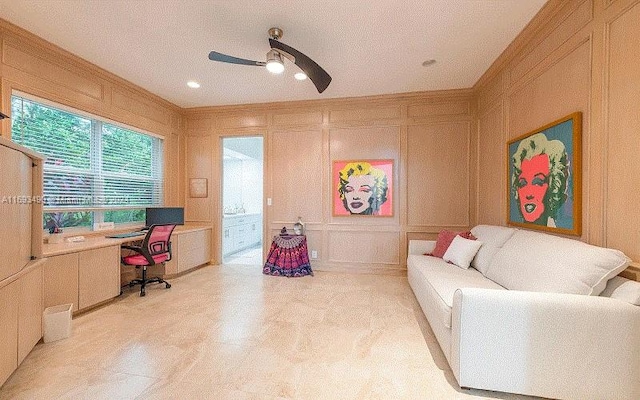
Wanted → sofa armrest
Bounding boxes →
[451,288,640,400]
[408,240,435,255]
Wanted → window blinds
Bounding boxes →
[11,95,163,211]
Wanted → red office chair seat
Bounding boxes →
[120,224,176,297]
[122,253,169,266]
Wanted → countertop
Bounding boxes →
[42,224,212,257]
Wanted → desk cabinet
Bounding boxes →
[44,246,120,312]
[0,263,43,386]
[176,229,212,273]
[0,137,45,387]
[18,266,43,364]
[0,281,19,387]
[164,228,212,275]
[44,253,79,312]
[78,246,120,309]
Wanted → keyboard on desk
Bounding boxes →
[107,231,146,239]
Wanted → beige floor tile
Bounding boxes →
[0,265,542,400]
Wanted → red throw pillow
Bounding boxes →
[427,230,476,258]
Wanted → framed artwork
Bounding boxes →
[189,178,208,198]
[332,159,393,216]
[507,112,582,235]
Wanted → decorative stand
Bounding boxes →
[263,234,313,277]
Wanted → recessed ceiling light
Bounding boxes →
[422,59,437,67]
[187,81,201,88]
[294,72,307,81]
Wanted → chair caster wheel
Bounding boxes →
[165,283,171,289]
[129,283,134,287]
[140,289,146,297]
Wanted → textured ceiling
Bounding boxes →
[0,0,547,108]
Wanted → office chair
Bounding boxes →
[121,224,176,296]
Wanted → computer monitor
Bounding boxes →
[145,207,184,227]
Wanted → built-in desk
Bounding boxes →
[41,225,212,313]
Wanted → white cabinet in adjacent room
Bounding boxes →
[222,213,262,258]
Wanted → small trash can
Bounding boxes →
[43,303,73,343]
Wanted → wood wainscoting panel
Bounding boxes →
[507,40,591,139]
[329,105,401,124]
[216,114,267,130]
[477,71,505,115]
[407,100,470,119]
[185,135,213,222]
[407,122,471,227]
[185,117,212,134]
[329,126,400,161]
[2,39,103,101]
[328,230,400,266]
[272,111,323,127]
[604,1,640,260]
[509,0,593,85]
[270,130,323,224]
[477,103,505,226]
[111,88,171,126]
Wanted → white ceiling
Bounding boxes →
[0,0,547,108]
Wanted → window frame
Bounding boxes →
[10,91,165,233]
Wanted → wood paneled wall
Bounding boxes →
[474,0,640,279]
[4,1,640,278]
[0,19,184,206]
[184,91,475,273]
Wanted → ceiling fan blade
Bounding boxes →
[269,39,332,93]
[208,51,265,66]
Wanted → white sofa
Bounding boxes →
[407,225,640,400]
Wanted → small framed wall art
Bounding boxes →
[332,159,393,216]
[507,112,582,235]
[189,178,208,198]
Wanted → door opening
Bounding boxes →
[221,136,264,265]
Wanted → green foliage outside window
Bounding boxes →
[104,209,146,224]
[11,94,162,229]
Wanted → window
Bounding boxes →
[11,94,163,230]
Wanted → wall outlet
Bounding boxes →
[311,250,318,259]
[93,222,115,231]
[267,197,272,206]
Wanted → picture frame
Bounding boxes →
[507,112,582,235]
[332,159,393,216]
[189,178,208,198]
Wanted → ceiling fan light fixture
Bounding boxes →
[266,50,285,74]
[294,72,307,81]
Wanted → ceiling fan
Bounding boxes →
[208,28,332,93]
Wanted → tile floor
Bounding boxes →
[224,245,263,266]
[0,265,538,399]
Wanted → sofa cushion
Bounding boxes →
[430,230,476,258]
[443,236,483,269]
[600,276,640,305]
[470,225,517,275]
[407,254,505,328]
[486,230,631,295]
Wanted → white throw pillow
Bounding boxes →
[600,276,640,306]
[486,230,631,296]
[470,225,517,275]
[443,235,483,270]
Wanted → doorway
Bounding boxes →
[221,136,264,265]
